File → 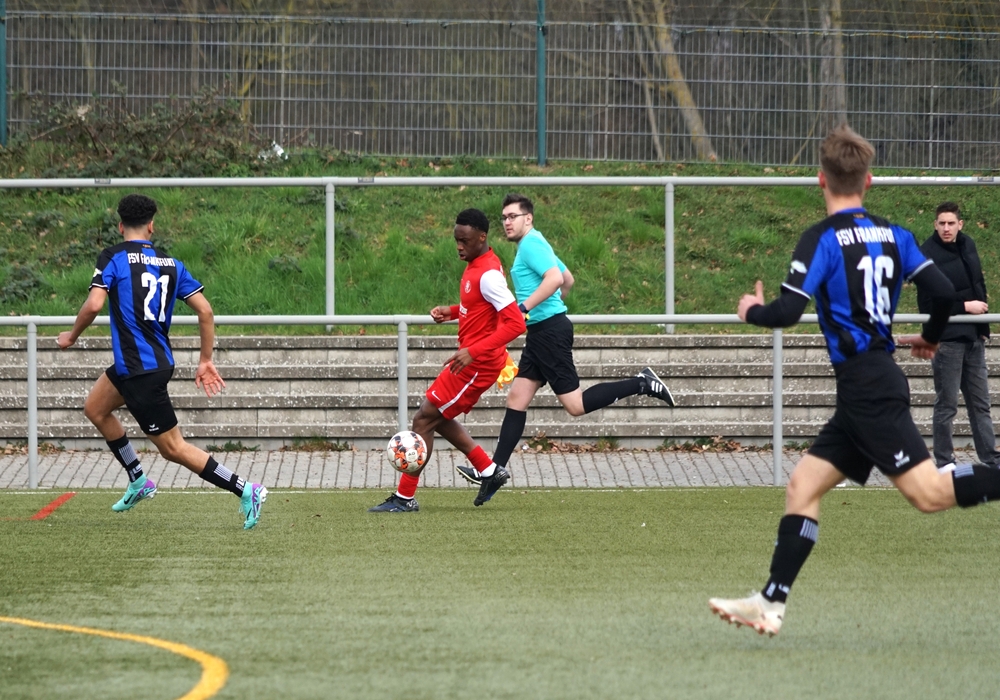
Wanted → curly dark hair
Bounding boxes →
[117,194,158,227]
[455,208,490,234]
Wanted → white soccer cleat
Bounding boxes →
[709,592,785,637]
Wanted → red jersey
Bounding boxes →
[449,247,526,365]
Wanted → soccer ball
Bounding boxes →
[386,430,428,474]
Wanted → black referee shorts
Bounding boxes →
[516,313,581,396]
[807,350,930,485]
[105,365,178,436]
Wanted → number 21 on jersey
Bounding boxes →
[141,272,170,322]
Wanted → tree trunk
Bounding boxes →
[817,0,848,136]
[629,0,717,162]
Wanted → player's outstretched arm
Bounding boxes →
[739,281,810,329]
[185,291,226,398]
[57,287,108,349]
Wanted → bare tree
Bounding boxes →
[627,0,717,161]
[817,0,848,135]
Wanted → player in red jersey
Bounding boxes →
[369,208,527,512]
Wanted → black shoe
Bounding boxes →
[474,466,509,507]
[456,464,483,485]
[637,367,675,407]
[368,494,420,512]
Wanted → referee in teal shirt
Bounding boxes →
[456,193,676,496]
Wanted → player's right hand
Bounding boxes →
[430,306,451,323]
[965,300,988,314]
[897,334,938,360]
[195,360,226,398]
[56,332,75,350]
[737,281,765,322]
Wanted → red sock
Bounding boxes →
[397,472,419,499]
[468,446,493,473]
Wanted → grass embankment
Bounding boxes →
[3,488,1000,699]
[2,154,999,335]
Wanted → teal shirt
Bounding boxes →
[510,228,567,325]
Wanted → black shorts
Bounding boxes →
[517,313,581,396]
[807,351,929,485]
[105,366,178,436]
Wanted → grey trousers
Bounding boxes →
[931,338,1000,467]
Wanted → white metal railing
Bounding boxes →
[4,311,994,490]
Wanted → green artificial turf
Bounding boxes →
[2,488,1000,699]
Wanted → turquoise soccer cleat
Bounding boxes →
[240,483,268,529]
[111,476,157,512]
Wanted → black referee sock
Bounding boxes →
[952,463,1000,507]
[581,378,643,414]
[199,456,247,497]
[762,514,819,604]
[492,408,528,468]
[107,435,144,483]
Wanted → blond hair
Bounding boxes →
[819,124,875,195]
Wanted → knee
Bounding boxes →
[909,495,951,514]
[411,409,437,435]
[155,439,184,464]
[905,482,954,514]
[82,399,105,426]
[564,404,586,417]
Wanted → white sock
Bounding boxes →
[479,463,497,478]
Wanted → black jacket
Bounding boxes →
[918,231,989,342]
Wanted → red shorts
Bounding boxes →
[425,358,503,420]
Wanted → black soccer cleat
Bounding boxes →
[473,466,509,507]
[368,494,420,513]
[637,367,675,407]
[456,464,483,486]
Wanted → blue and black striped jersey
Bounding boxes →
[782,208,931,365]
[90,240,204,377]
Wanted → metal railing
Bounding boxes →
[2,313,780,488]
[5,311,995,490]
[5,14,1000,168]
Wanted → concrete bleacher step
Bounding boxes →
[3,334,1000,448]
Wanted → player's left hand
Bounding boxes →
[737,280,765,321]
[195,360,227,397]
[444,348,473,373]
[897,334,938,360]
[56,332,75,350]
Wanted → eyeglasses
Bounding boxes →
[500,213,527,223]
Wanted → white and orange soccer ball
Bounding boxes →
[386,430,428,474]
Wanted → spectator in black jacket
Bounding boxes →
[917,201,1000,469]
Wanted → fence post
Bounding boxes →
[536,0,547,166]
[27,320,37,488]
[0,0,7,147]
[772,328,783,486]
[397,321,409,432]
[665,183,675,333]
[325,183,335,331]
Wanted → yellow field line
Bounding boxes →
[0,616,229,700]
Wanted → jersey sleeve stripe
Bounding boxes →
[179,285,205,300]
[781,282,811,299]
[905,259,934,281]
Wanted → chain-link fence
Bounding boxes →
[7,13,1000,169]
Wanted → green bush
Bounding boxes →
[4,83,276,178]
